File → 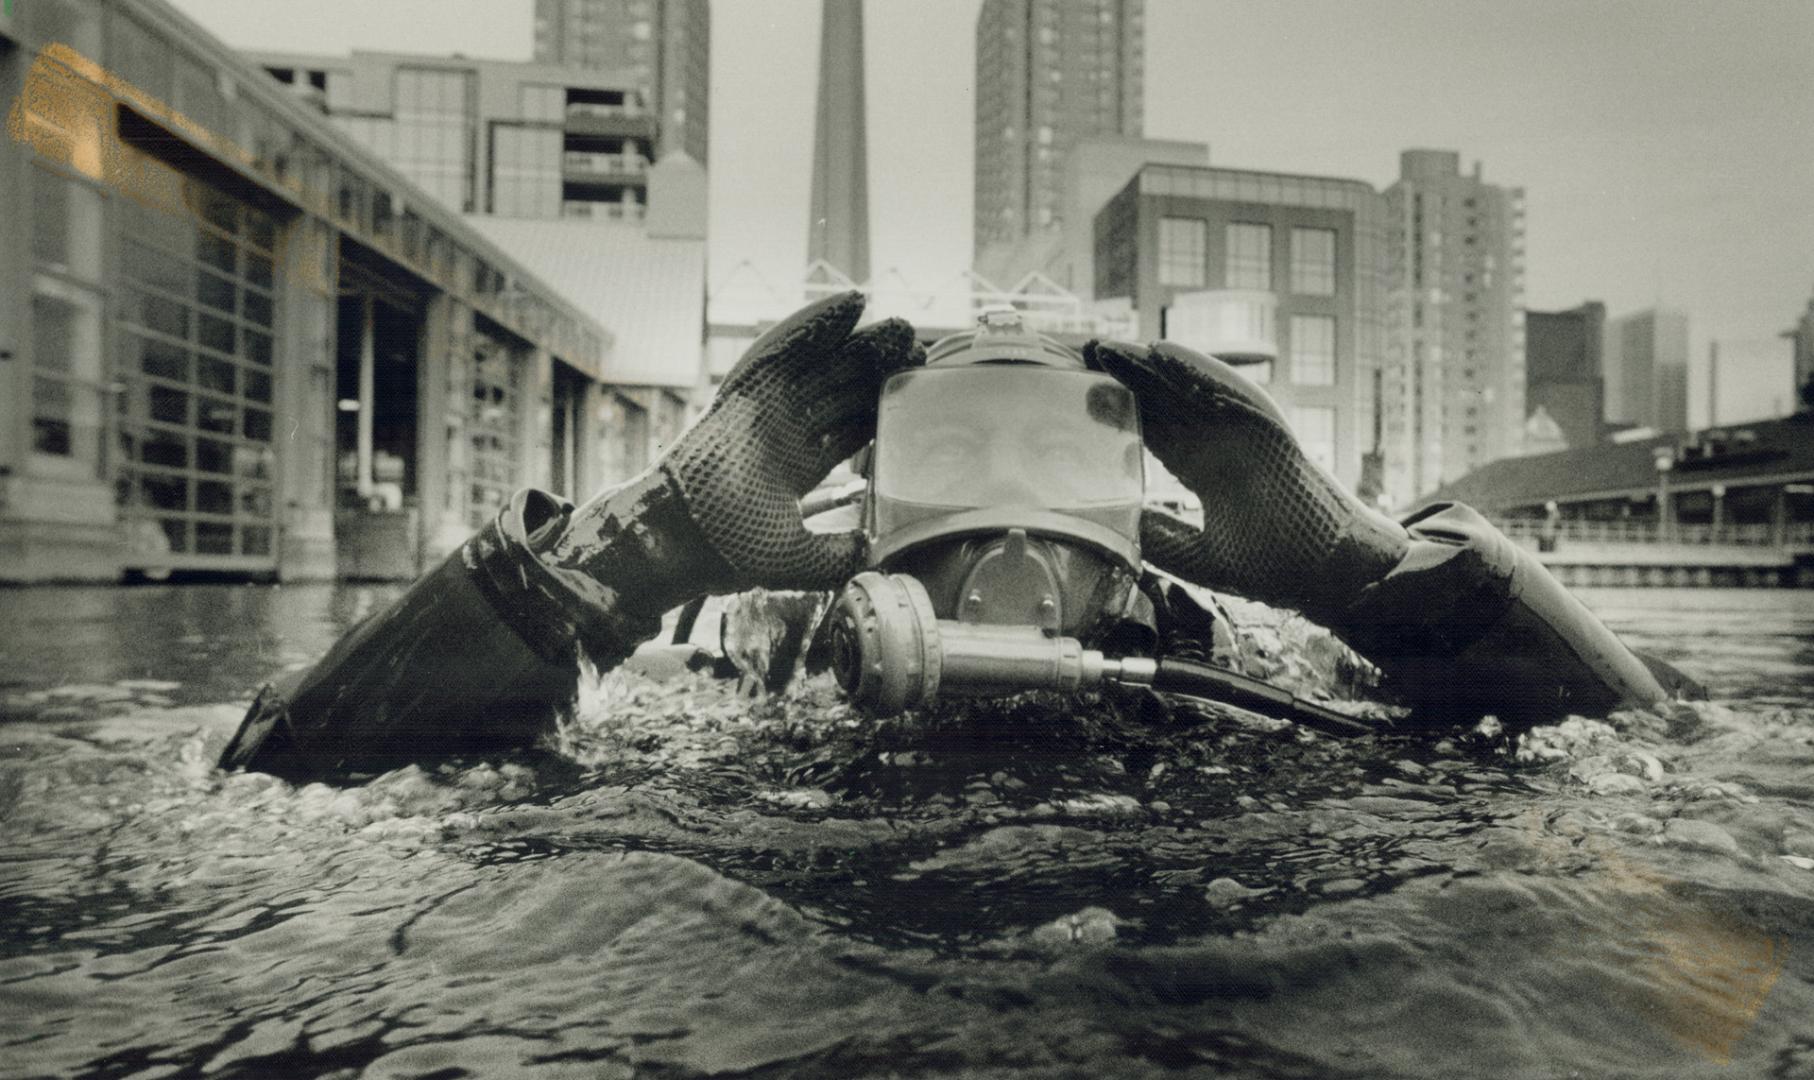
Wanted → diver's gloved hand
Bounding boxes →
[221,293,920,778]
[1086,339,1409,618]
[1091,338,1676,727]
[541,290,923,604]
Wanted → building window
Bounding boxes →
[30,166,103,279]
[1291,406,1337,473]
[32,281,104,464]
[1290,315,1336,386]
[27,166,106,478]
[1157,217,1206,287]
[1225,222,1271,290]
[491,125,561,218]
[115,177,282,561]
[393,68,474,212]
[1290,227,1336,296]
[467,337,523,529]
[597,391,650,485]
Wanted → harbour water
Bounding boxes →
[2,585,1811,1078]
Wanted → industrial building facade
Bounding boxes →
[1,0,614,583]
[1093,163,1388,494]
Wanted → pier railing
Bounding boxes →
[1493,518,1814,548]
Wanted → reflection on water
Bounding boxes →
[2,586,1812,1078]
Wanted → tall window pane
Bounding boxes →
[492,126,560,218]
[30,168,103,279]
[394,68,472,212]
[1157,217,1205,287]
[1291,406,1336,473]
[116,168,283,561]
[1290,315,1336,386]
[1291,227,1337,296]
[1225,222,1272,290]
[31,280,105,466]
[468,338,523,528]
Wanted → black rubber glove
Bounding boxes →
[542,289,922,606]
[1086,339,1408,622]
[221,292,921,777]
[1089,338,1674,727]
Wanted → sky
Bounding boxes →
[167,0,1814,428]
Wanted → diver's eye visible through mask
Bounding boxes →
[873,367,1144,512]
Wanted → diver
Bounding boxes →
[220,292,1697,778]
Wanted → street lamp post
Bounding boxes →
[1653,448,1675,544]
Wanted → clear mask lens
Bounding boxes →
[874,367,1144,516]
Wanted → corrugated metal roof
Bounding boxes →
[1427,414,1814,511]
[464,217,706,389]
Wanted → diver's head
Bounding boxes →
[860,307,1145,641]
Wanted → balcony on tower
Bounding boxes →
[563,149,652,180]
[562,91,657,142]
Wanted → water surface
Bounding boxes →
[3,585,1811,1078]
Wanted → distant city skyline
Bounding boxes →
[166,0,1814,428]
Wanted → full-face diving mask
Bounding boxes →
[828,308,1158,715]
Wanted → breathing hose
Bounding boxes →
[1149,657,1377,739]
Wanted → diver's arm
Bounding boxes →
[221,293,923,778]
[1091,339,1682,728]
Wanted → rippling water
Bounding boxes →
[3,584,1812,1079]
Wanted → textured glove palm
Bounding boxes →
[1086,339,1407,622]
[542,291,924,619]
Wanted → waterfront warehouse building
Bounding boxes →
[1382,150,1527,507]
[1093,163,1389,493]
[1,0,619,583]
[1429,415,1814,548]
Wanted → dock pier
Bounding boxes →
[1495,520,1814,588]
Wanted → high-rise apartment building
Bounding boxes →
[1381,150,1526,507]
[255,50,658,223]
[532,0,710,164]
[807,0,870,282]
[973,0,1144,263]
[1524,301,1605,450]
[1604,307,1689,433]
